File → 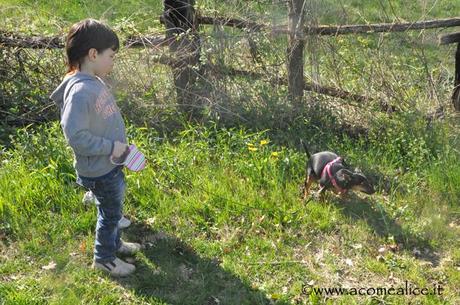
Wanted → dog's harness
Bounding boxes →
[321,157,347,194]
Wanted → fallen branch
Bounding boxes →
[309,17,460,36]
[0,30,63,49]
[196,15,460,36]
[3,16,460,49]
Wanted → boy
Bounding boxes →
[50,19,140,277]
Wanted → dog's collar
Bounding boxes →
[321,157,348,194]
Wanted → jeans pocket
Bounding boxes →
[96,171,125,204]
[98,167,124,185]
[76,176,96,190]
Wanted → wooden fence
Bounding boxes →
[1,1,459,115]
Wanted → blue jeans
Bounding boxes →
[76,166,125,263]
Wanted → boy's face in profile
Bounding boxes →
[93,48,116,78]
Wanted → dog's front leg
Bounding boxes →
[339,192,349,200]
[317,185,327,202]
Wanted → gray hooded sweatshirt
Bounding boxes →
[50,72,127,178]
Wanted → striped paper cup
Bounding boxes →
[111,144,146,172]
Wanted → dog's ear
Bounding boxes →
[336,169,352,183]
[354,167,363,174]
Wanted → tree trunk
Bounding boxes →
[453,43,460,111]
[287,0,306,111]
[163,0,201,116]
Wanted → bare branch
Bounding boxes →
[4,16,460,49]
[0,30,63,49]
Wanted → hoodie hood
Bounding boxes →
[49,72,96,110]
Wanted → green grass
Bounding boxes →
[0,0,164,34]
[3,0,459,34]
[1,120,459,304]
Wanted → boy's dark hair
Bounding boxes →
[65,19,119,73]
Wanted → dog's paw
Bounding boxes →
[310,191,322,202]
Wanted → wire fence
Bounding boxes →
[0,2,457,134]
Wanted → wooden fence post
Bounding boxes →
[287,0,306,111]
[440,32,460,111]
[163,0,201,116]
[453,43,460,111]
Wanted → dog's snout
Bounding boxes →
[363,185,375,194]
[352,182,375,194]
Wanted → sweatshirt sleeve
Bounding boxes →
[61,91,114,157]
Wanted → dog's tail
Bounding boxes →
[300,139,311,159]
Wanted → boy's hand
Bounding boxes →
[112,141,129,158]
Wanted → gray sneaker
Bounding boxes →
[82,191,96,205]
[118,216,132,229]
[92,257,135,277]
[117,240,142,256]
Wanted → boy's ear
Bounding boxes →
[88,48,98,60]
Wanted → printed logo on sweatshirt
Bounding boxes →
[94,88,118,119]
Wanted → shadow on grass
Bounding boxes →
[113,223,285,305]
[329,193,440,266]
